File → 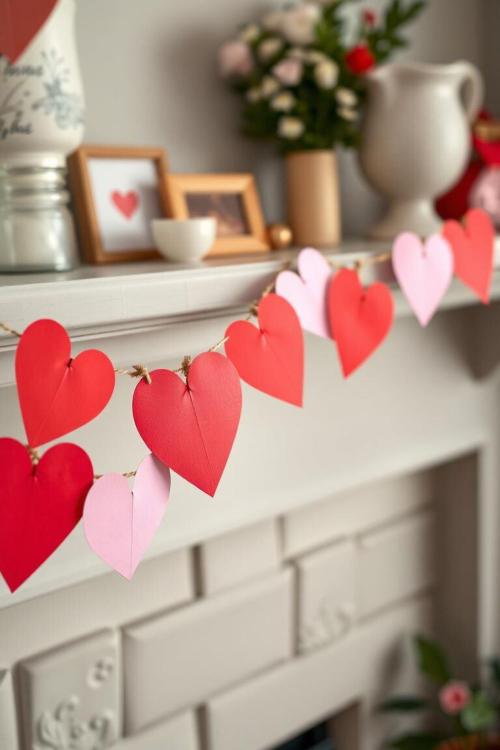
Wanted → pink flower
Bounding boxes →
[272,58,304,87]
[362,9,377,27]
[439,681,471,715]
[218,41,254,78]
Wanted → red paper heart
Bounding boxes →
[443,208,495,303]
[328,269,394,378]
[0,0,58,62]
[111,191,139,219]
[224,294,304,407]
[16,319,115,447]
[0,438,93,592]
[132,352,242,497]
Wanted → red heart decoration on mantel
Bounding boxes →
[132,352,242,497]
[328,268,394,378]
[0,438,93,593]
[224,293,304,407]
[111,190,139,219]
[16,319,115,448]
[442,208,495,304]
[0,0,58,63]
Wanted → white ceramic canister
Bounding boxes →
[0,0,85,271]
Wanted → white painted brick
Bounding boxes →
[206,596,432,750]
[358,510,436,617]
[118,711,198,749]
[124,569,293,733]
[20,629,121,750]
[0,669,19,750]
[199,520,281,595]
[0,548,193,666]
[283,470,435,558]
[296,540,357,654]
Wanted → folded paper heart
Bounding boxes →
[0,0,58,62]
[224,293,304,406]
[392,233,454,327]
[111,190,139,220]
[443,208,495,304]
[328,268,394,378]
[0,438,93,593]
[132,352,242,497]
[275,247,332,338]
[83,454,170,579]
[16,319,115,447]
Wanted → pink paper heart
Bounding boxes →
[392,233,454,327]
[83,454,170,579]
[275,247,332,337]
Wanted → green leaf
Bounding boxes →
[387,733,445,750]
[379,696,430,713]
[414,635,451,685]
[461,691,496,733]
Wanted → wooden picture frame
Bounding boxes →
[68,145,169,264]
[165,173,270,257]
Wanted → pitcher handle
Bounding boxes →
[454,61,484,123]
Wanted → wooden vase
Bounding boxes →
[286,150,341,249]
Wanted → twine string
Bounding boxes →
[0,322,21,337]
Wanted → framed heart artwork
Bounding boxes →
[68,145,170,264]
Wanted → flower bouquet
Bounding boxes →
[217,0,426,246]
[380,635,500,750]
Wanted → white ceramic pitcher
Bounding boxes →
[359,61,483,239]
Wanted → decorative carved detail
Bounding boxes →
[87,657,114,690]
[36,696,116,750]
[299,598,356,653]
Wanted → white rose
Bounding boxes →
[261,75,281,98]
[262,10,285,32]
[218,40,254,78]
[258,37,283,62]
[246,87,262,103]
[239,24,260,43]
[314,59,339,89]
[272,57,304,86]
[306,50,328,64]
[271,91,296,112]
[281,4,321,45]
[335,87,358,107]
[278,116,305,139]
[338,106,358,122]
[288,47,307,60]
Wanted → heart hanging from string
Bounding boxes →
[83,454,171,579]
[224,293,304,406]
[0,0,58,62]
[328,268,394,378]
[0,438,94,593]
[133,352,242,497]
[392,233,454,327]
[443,208,495,304]
[275,247,332,338]
[16,319,116,447]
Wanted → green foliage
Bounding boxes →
[414,635,451,686]
[489,657,500,690]
[461,691,496,733]
[387,733,445,750]
[379,696,430,712]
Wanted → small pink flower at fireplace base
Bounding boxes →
[439,681,471,715]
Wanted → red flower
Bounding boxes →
[362,9,377,27]
[439,681,471,715]
[345,45,376,74]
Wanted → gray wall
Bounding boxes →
[75,0,493,236]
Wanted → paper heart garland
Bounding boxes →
[328,268,394,378]
[224,293,304,406]
[0,438,93,592]
[83,454,170,579]
[443,208,495,304]
[133,352,241,497]
[0,0,58,62]
[392,233,454,327]
[111,190,139,220]
[275,247,332,338]
[16,319,115,447]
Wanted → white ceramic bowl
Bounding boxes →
[151,218,216,262]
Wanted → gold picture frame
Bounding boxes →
[68,145,170,264]
[165,173,270,257]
